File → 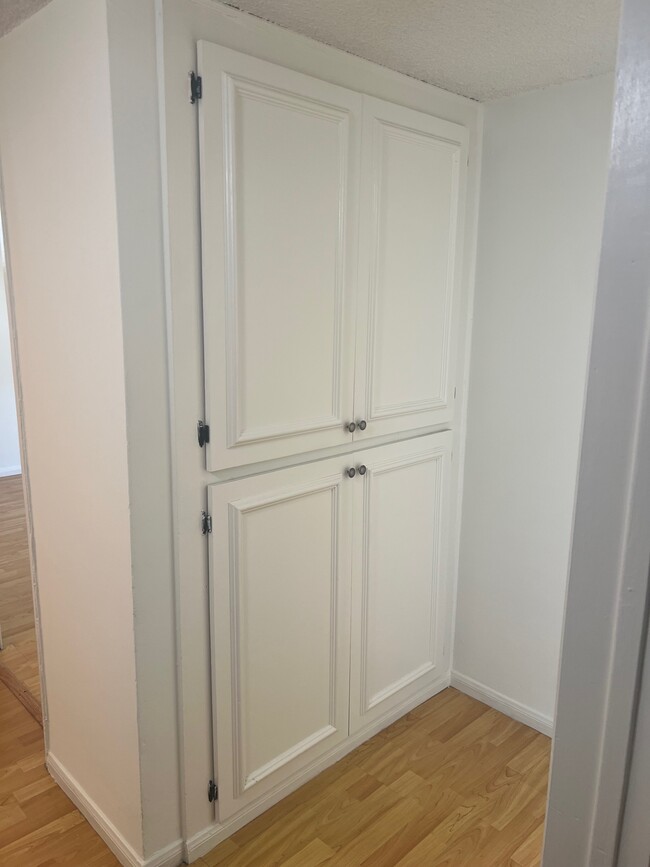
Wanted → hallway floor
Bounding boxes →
[0,677,548,866]
[198,688,550,867]
[0,475,550,865]
[0,475,40,713]
[0,679,118,866]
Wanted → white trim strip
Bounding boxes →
[47,754,184,867]
[450,670,554,737]
[0,465,21,477]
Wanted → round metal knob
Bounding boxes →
[347,467,356,478]
[358,465,367,476]
[358,420,367,431]
[347,422,356,432]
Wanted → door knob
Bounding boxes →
[347,467,356,478]
[358,420,367,430]
[347,422,356,432]
[358,465,367,476]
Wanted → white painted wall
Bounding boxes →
[104,1,181,858]
[544,0,650,857]
[0,1,183,863]
[454,75,614,727]
[0,0,144,858]
[0,232,20,476]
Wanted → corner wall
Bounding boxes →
[454,75,614,728]
[105,0,182,858]
[0,0,143,857]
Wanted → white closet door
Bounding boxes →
[353,97,468,441]
[350,432,451,733]
[208,456,354,820]
[198,43,361,470]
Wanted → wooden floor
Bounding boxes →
[198,688,550,867]
[0,679,119,866]
[0,475,41,709]
[0,681,549,867]
[0,475,550,865]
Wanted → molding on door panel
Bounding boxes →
[358,450,444,717]
[227,478,342,799]
[363,120,461,424]
[222,75,351,448]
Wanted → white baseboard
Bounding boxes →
[185,672,451,862]
[0,465,21,478]
[450,671,554,737]
[46,754,184,867]
[143,840,185,867]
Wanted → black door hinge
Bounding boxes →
[197,420,210,447]
[208,780,218,803]
[189,71,202,103]
[201,511,213,535]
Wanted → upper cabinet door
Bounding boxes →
[198,43,362,470]
[353,97,468,441]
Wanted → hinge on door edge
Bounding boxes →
[208,780,218,803]
[197,420,210,447]
[189,71,202,103]
[201,511,212,535]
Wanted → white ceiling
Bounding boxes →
[223,0,621,101]
[0,0,52,37]
[0,0,621,100]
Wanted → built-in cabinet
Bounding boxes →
[196,40,466,834]
[209,432,451,820]
[198,42,467,471]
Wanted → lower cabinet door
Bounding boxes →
[208,457,354,821]
[349,432,452,734]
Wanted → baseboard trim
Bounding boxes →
[46,754,184,867]
[143,840,185,867]
[185,672,451,862]
[0,466,21,478]
[450,671,554,737]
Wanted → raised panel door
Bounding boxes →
[353,97,467,440]
[208,456,354,819]
[198,43,361,469]
[349,432,452,733]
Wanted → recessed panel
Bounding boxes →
[363,455,442,707]
[199,43,361,469]
[369,121,459,418]
[226,80,349,443]
[232,485,338,789]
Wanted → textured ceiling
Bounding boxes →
[0,0,53,37]
[223,0,621,101]
[0,0,620,100]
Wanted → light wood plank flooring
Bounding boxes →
[0,675,548,865]
[0,679,118,866]
[0,475,550,865]
[0,475,41,709]
[198,688,550,867]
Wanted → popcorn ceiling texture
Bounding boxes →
[222,0,620,101]
[0,0,53,37]
[1,0,619,98]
